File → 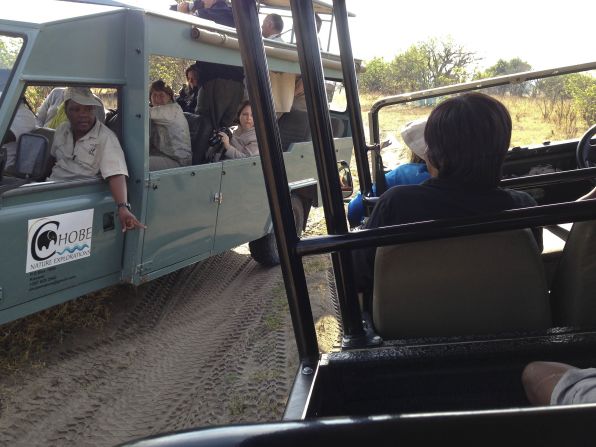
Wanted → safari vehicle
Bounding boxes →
[123,0,596,446]
[0,0,355,325]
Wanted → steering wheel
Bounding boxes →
[576,124,596,168]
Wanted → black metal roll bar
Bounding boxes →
[296,199,596,257]
[232,0,320,365]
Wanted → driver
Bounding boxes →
[49,87,145,233]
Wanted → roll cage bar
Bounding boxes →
[233,0,596,360]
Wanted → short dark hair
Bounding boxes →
[185,64,198,79]
[149,79,174,103]
[235,100,251,122]
[424,92,512,188]
[267,13,284,33]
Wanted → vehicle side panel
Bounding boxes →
[140,164,222,276]
[0,183,123,324]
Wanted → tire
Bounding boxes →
[249,195,305,266]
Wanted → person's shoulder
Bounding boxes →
[53,121,70,135]
[97,120,121,143]
[379,182,430,203]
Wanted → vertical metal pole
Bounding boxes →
[231,0,319,365]
[326,14,334,53]
[289,0,367,345]
[333,0,373,195]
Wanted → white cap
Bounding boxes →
[63,87,103,108]
[401,118,428,161]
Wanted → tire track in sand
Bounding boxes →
[0,250,299,446]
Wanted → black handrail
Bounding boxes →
[289,0,368,345]
[232,0,319,365]
[333,0,372,196]
[296,199,596,257]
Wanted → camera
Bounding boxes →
[208,127,232,147]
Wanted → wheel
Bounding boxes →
[249,195,305,266]
[576,124,596,168]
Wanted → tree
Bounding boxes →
[418,37,478,87]
[565,74,596,126]
[0,36,23,69]
[359,37,478,95]
[535,76,578,137]
[358,57,394,94]
[149,55,194,94]
[481,58,532,96]
[389,45,432,92]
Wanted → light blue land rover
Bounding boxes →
[0,0,355,325]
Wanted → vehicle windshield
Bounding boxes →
[371,68,596,167]
[0,34,24,100]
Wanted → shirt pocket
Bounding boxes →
[75,145,99,172]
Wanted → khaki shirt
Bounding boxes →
[49,119,128,181]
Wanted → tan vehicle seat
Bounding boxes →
[550,220,596,326]
[372,229,552,339]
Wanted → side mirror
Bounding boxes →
[337,160,353,199]
[15,133,50,180]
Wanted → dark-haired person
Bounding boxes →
[178,0,244,164]
[218,101,258,159]
[352,92,539,293]
[149,80,192,170]
[262,13,284,41]
[347,118,431,228]
[206,100,258,161]
[176,65,199,114]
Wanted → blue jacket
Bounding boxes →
[347,163,430,227]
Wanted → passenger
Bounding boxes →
[36,87,105,129]
[207,100,258,161]
[176,64,199,114]
[352,93,540,293]
[180,0,245,164]
[149,80,192,170]
[522,361,596,406]
[262,13,284,41]
[178,0,234,27]
[3,98,36,171]
[48,87,144,232]
[347,118,431,228]
[263,11,295,118]
[291,13,324,113]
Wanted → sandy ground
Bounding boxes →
[0,244,340,446]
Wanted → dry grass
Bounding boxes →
[358,92,584,155]
[0,288,116,375]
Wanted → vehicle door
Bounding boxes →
[140,163,222,279]
[212,157,269,252]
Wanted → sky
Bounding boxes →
[113,0,593,72]
[341,0,595,70]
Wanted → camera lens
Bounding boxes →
[208,131,221,147]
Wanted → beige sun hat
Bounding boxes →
[63,87,103,108]
[400,118,428,161]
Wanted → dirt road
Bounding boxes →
[0,249,336,446]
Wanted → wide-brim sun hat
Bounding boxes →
[63,87,103,108]
[401,118,428,161]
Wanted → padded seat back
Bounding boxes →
[373,229,551,339]
[278,110,311,151]
[550,220,596,326]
